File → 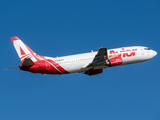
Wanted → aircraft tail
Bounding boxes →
[11,36,39,63]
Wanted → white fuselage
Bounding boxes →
[44,46,157,73]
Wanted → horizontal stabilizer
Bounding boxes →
[22,58,34,67]
[3,67,19,71]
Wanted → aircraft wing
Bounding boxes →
[86,47,108,68]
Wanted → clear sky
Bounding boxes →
[1,0,160,120]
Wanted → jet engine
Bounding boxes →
[106,54,123,67]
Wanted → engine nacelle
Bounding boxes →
[107,54,123,67]
[84,69,103,76]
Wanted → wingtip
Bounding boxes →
[10,36,20,43]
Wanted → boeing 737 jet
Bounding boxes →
[10,36,157,76]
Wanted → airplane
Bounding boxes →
[9,36,157,76]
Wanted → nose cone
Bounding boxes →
[153,50,157,57]
[140,48,157,61]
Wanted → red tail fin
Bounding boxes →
[11,36,39,63]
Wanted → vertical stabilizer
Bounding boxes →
[11,36,38,63]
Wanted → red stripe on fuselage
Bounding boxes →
[46,59,69,74]
[20,57,69,75]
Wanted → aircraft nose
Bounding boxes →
[153,50,157,57]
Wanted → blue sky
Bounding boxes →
[1,0,160,120]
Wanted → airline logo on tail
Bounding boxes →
[11,37,37,63]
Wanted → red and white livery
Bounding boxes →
[10,36,157,76]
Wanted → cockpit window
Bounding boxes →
[144,48,150,50]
